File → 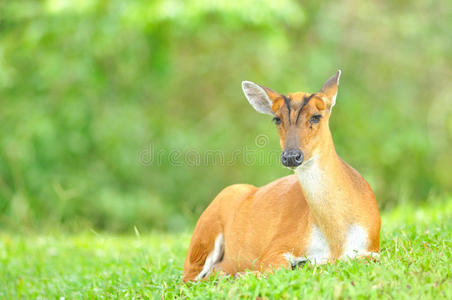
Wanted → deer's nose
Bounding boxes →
[281,149,304,167]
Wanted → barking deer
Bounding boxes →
[183,71,381,281]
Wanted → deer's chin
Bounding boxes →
[294,156,318,171]
[282,160,303,171]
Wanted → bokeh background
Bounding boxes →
[1,0,451,232]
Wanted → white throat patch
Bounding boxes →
[294,156,328,203]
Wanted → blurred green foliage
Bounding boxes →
[0,0,451,232]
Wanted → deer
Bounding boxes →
[182,71,381,282]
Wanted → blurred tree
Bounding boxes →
[0,0,451,231]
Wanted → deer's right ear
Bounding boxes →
[242,81,279,116]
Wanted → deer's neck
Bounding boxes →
[294,139,355,257]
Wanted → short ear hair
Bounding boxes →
[242,81,280,115]
[320,70,341,109]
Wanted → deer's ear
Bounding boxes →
[242,81,281,115]
[320,70,341,109]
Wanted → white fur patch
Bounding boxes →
[283,225,330,266]
[241,81,274,115]
[195,234,224,280]
[283,252,296,265]
[294,156,327,203]
[341,224,370,259]
[305,225,330,264]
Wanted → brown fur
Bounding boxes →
[183,72,381,281]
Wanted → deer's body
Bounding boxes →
[183,71,381,282]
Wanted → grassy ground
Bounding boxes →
[1,198,451,299]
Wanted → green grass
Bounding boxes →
[1,198,451,299]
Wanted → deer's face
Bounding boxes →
[242,71,341,169]
[271,92,330,168]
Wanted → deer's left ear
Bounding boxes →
[320,70,341,109]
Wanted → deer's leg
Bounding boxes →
[255,249,293,274]
[183,184,257,282]
[182,201,224,282]
[259,255,291,272]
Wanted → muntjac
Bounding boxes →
[183,71,381,281]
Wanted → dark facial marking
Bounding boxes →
[295,94,315,124]
[282,95,292,123]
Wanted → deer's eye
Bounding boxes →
[272,117,282,125]
[310,114,322,124]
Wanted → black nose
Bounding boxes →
[281,149,304,167]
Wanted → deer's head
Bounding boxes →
[242,71,341,169]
